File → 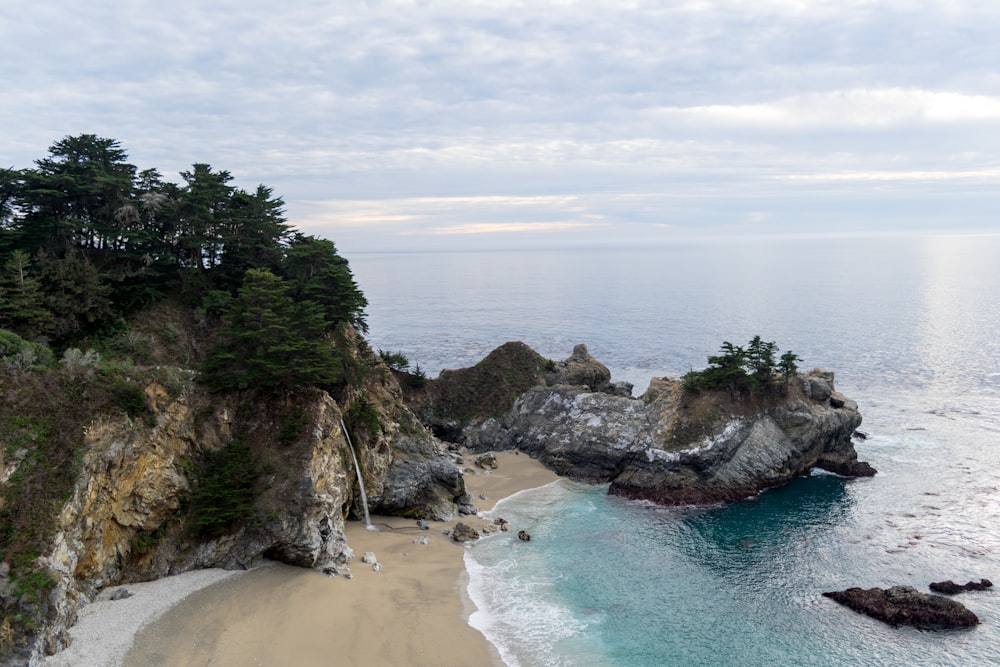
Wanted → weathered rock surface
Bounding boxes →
[823,586,980,629]
[451,522,480,542]
[544,344,613,391]
[8,342,466,662]
[930,579,993,595]
[476,452,498,470]
[408,342,875,506]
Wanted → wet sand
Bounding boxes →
[121,451,559,666]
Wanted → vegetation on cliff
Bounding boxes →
[0,135,373,656]
[0,134,366,359]
[682,335,800,397]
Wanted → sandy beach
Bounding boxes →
[49,451,559,666]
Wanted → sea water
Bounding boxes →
[349,234,1000,666]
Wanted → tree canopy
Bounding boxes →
[683,336,800,397]
[0,134,367,391]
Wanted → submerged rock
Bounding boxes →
[822,586,980,629]
[929,579,993,595]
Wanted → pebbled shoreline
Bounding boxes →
[40,568,247,667]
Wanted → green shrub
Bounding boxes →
[279,406,309,446]
[188,441,259,538]
[348,398,381,435]
[130,528,163,556]
[407,364,428,389]
[110,381,148,418]
[0,330,53,372]
[60,348,101,377]
[11,567,54,603]
[378,349,410,372]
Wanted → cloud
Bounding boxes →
[662,89,1000,129]
[4,0,1000,249]
[784,168,1000,183]
[422,222,596,235]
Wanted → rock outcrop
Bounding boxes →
[451,522,480,542]
[4,345,466,662]
[823,586,980,629]
[929,579,993,595]
[408,342,875,506]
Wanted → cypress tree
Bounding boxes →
[202,269,339,391]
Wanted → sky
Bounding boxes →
[3,0,999,252]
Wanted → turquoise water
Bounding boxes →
[349,235,1000,666]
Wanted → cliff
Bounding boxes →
[408,343,875,505]
[0,336,465,663]
[3,336,874,663]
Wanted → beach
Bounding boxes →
[47,451,558,667]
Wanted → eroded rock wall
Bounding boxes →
[411,344,875,506]
[16,353,466,661]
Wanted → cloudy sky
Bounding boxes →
[4,0,999,251]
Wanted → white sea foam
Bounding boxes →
[466,550,589,667]
[467,480,608,666]
[809,467,847,478]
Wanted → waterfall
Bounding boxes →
[341,418,375,531]
[340,418,378,530]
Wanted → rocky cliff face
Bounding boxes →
[4,347,465,663]
[410,343,875,506]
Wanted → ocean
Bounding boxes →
[349,234,1000,666]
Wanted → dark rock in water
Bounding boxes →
[517,530,531,541]
[822,585,980,629]
[814,455,877,478]
[451,522,480,542]
[930,579,993,595]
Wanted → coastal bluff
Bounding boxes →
[1,340,467,664]
[405,342,876,505]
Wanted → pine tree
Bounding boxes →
[282,234,368,332]
[0,250,53,338]
[202,269,340,391]
[779,350,801,387]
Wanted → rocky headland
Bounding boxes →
[3,337,876,663]
[0,331,467,664]
[405,341,875,506]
